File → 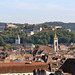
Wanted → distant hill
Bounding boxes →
[0,22,75,32]
[0,23,6,31]
[40,22,75,32]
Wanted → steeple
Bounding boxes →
[55,33,57,38]
[54,32,58,52]
[15,34,20,44]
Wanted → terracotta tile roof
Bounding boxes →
[32,61,45,64]
[25,49,31,51]
[46,56,54,64]
[0,63,49,73]
[20,47,25,49]
[0,46,3,50]
[44,28,48,30]
[37,45,54,55]
[56,69,62,71]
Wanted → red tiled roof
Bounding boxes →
[32,61,45,64]
[0,63,49,73]
[20,47,25,49]
[44,28,48,30]
[37,45,54,54]
[26,49,31,50]
[0,47,3,50]
[0,61,45,65]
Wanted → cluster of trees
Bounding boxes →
[32,29,75,45]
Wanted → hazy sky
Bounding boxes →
[0,0,75,24]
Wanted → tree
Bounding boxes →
[4,44,11,50]
[72,47,75,49]
[0,37,5,46]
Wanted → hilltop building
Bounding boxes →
[33,27,42,32]
[55,26,62,29]
[26,31,34,36]
[54,33,58,52]
[5,23,18,29]
[52,26,62,31]
[67,29,71,32]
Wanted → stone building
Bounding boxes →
[15,34,20,44]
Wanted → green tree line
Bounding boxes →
[0,27,75,46]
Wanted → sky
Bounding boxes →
[0,0,75,24]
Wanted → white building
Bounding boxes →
[33,27,42,32]
[55,26,62,29]
[26,31,34,36]
[67,29,71,32]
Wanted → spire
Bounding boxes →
[15,34,20,44]
[54,33,57,38]
[54,31,58,52]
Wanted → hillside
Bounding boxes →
[40,22,75,32]
[0,22,75,46]
[0,27,75,46]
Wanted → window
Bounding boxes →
[52,69,55,72]
[53,64,57,66]
[55,42,57,46]
[18,74,21,75]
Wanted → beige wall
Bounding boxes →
[0,73,33,75]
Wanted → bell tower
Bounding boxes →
[54,33,58,52]
[15,34,20,44]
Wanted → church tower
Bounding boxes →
[15,34,20,44]
[54,33,58,52]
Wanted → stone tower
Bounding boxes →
[15,34,20,44]
[54,33,58,52]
